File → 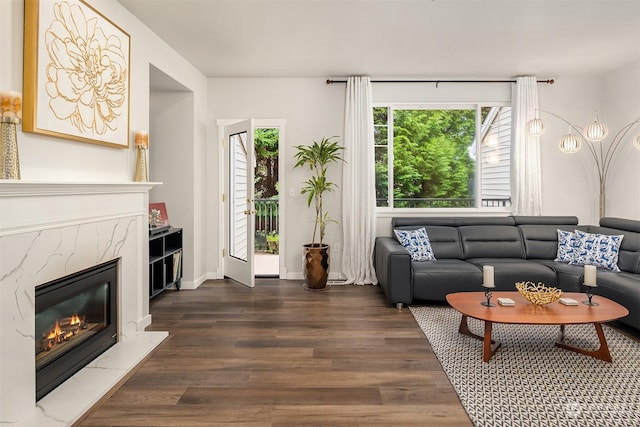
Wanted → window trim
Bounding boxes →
[374,101,513,215]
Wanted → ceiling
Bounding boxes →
[118,0,640,79]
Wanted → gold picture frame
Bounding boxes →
[23,0,131,148]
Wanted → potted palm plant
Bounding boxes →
[293,136,345,290]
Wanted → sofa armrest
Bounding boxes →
[374,236,412,306]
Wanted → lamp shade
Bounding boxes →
[559,133,582,153]
[527,118,545,136]
[584,115,609,142]
[634,135,640,151]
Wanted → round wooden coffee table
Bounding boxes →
[446,291,629,363]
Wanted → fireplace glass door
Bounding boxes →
[35,259,118,400]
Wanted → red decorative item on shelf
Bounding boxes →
[149,202,170,234]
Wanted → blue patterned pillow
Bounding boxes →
[394,228,436,261]
[555,229,577,263]
[572,229,624,272]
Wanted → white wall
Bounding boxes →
[372,81,511,103]
[602,62,640,221]
[1,0,128,181]
[0,0,209,290]
[4,0,635,284]
[149,89,206,288]
[537,75,604,225]
[207,78,345,278]
[208,74,637,279]
[537,69,640,225]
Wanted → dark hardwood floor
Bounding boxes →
[78,279,472,426]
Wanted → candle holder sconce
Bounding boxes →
[134,145,148,182]
[481,283,496,307]
[582,283,599,306]
[1,91,22,180]
[134,130,149,182]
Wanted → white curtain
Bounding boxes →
[511,76,542,215]
[341,76,378,285]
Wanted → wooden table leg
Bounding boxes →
[555,323,613,362]
[457,315,501,362]
[482,321,501,362]
[458,315,477,338]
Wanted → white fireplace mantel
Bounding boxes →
[0,181,168,426]
[0,180,159,196]
[0,181,160,233]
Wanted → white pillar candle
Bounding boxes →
[584,265,597,287]
[483,265,495,287]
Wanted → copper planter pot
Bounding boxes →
[302,244,330,291]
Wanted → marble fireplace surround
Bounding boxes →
[0,182,168,426]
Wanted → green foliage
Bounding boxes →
[391,109,476,207]
[255,231,279,254]
[266,232,279,254]
[255,128,279,198]
[293,136,344,245]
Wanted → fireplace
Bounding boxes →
[35,259,119,401]
[1,182,167,425]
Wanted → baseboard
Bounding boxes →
[179,273,207,290]
[206,269,224,280]
[193,273,207,288]
[286,272,304,280]
[286,272,345,281]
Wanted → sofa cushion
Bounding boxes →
[512,216,579,226]
[467,258,558,290]
[592,219,640,274]
[600,217,640,233]
[516,218,581,260]
[392,216,515,228]
[421,226,464,259]
[411,259,482,300]
[459,226,525,259]
[573,229,623,272]
[534,260,583,292]
[596,270,640,330]
[394,228,436,261]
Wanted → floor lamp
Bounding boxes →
[527,111,640,218]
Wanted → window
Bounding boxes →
[374,104,512,209]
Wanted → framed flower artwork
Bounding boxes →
[23,0,131,148]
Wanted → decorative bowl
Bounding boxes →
[515,281,563,305]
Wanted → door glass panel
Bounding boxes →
[230,131,248,261]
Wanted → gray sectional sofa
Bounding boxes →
[374,216,640,330]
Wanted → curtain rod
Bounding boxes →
[326,78,555,85]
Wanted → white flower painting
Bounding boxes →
[23,0,130,148]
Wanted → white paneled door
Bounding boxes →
[224,120,255,287]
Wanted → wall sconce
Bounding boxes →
[134,130,148,182]
[0,91,22,179]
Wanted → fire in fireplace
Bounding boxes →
[39,313,86,352]
[36,289,106,369]
[35,259,119,401]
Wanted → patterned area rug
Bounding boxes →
[410,305,640,427]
